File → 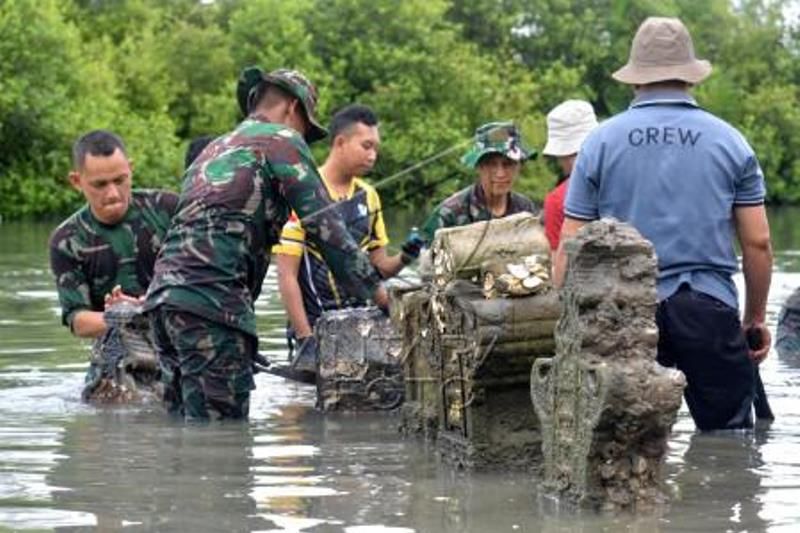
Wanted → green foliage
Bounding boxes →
[0,0,799,219]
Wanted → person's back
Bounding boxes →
[147,119,303,335]
[556,17,772,431]
[144,67,383,421]
[569,92,763,307]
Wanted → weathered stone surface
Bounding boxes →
[776,286,800,360]
[84,302,162,403]
[431,213,549,287]
[315,307,404,412]
[531,219,685,510]
[433,280,560,470]
[390,286,440,438]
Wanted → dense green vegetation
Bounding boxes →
[0,0,798,218]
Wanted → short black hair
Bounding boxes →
[184,135,215,170]
[329,104,378,144]
[72,130,127,170]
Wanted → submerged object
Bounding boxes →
[400,215,558,469]
[776,286,800,360]
[433,280,559,470]
[83,302,162,403]
[314,307,404,411]
[531,219,685,511]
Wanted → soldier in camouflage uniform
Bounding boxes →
[144,66,384,421]
[49,130,178,388]
[420,121,538,243]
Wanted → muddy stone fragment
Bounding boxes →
[83,301,163,404]
[315,307,404,411]
[433,280,559,470]
[390,286,440,438]
[431,213,549,287]
[530,219,686,510]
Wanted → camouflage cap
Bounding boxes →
[461,121,535,168]
[235,66,328,144]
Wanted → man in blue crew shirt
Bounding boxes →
[553,17,773,430]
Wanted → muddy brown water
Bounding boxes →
[1,210,800,532]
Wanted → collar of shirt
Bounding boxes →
[319,171,358,201]
[469,182,501,219]
[630,89,699,110]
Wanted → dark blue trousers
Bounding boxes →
[656,285,755,430]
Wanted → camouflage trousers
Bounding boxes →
[149,307,256,421]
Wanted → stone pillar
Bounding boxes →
[531,219,686,510]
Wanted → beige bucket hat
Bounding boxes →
[543,100,598,157]
[612,17,712,85]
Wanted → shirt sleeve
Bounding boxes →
[264,132,380,300]
[49,229,92,330]
[366,187,389,250]
[734,151,767,206]
[271,211,306,256]
[564,134,601,221]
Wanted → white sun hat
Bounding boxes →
[542,99,599,157]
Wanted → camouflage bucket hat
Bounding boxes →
[461,121,535,168]
[236,66,328,144]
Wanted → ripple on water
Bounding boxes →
[0,508,96,529]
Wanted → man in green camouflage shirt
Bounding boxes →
[144,66,384,421]
[49,130,178,386]
[420,121,538,243]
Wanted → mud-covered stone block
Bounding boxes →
[84,302,162,403]
[390,286,440,438]
[531,219,685,511]
[315,307,404,412]
[433,282,560,470]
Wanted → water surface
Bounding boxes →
[1,210,800,532]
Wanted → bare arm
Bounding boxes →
[734,204,773,362]
[275,253,313,338]
[369,247,405,278]
[552,217,589,288]
[71,310,107,338]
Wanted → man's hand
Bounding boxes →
[373,285,389,311]
[104,285,144,309]
[400,229,425,265]
[744,322,771,364]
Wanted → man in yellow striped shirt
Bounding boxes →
[273,105,420,364]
